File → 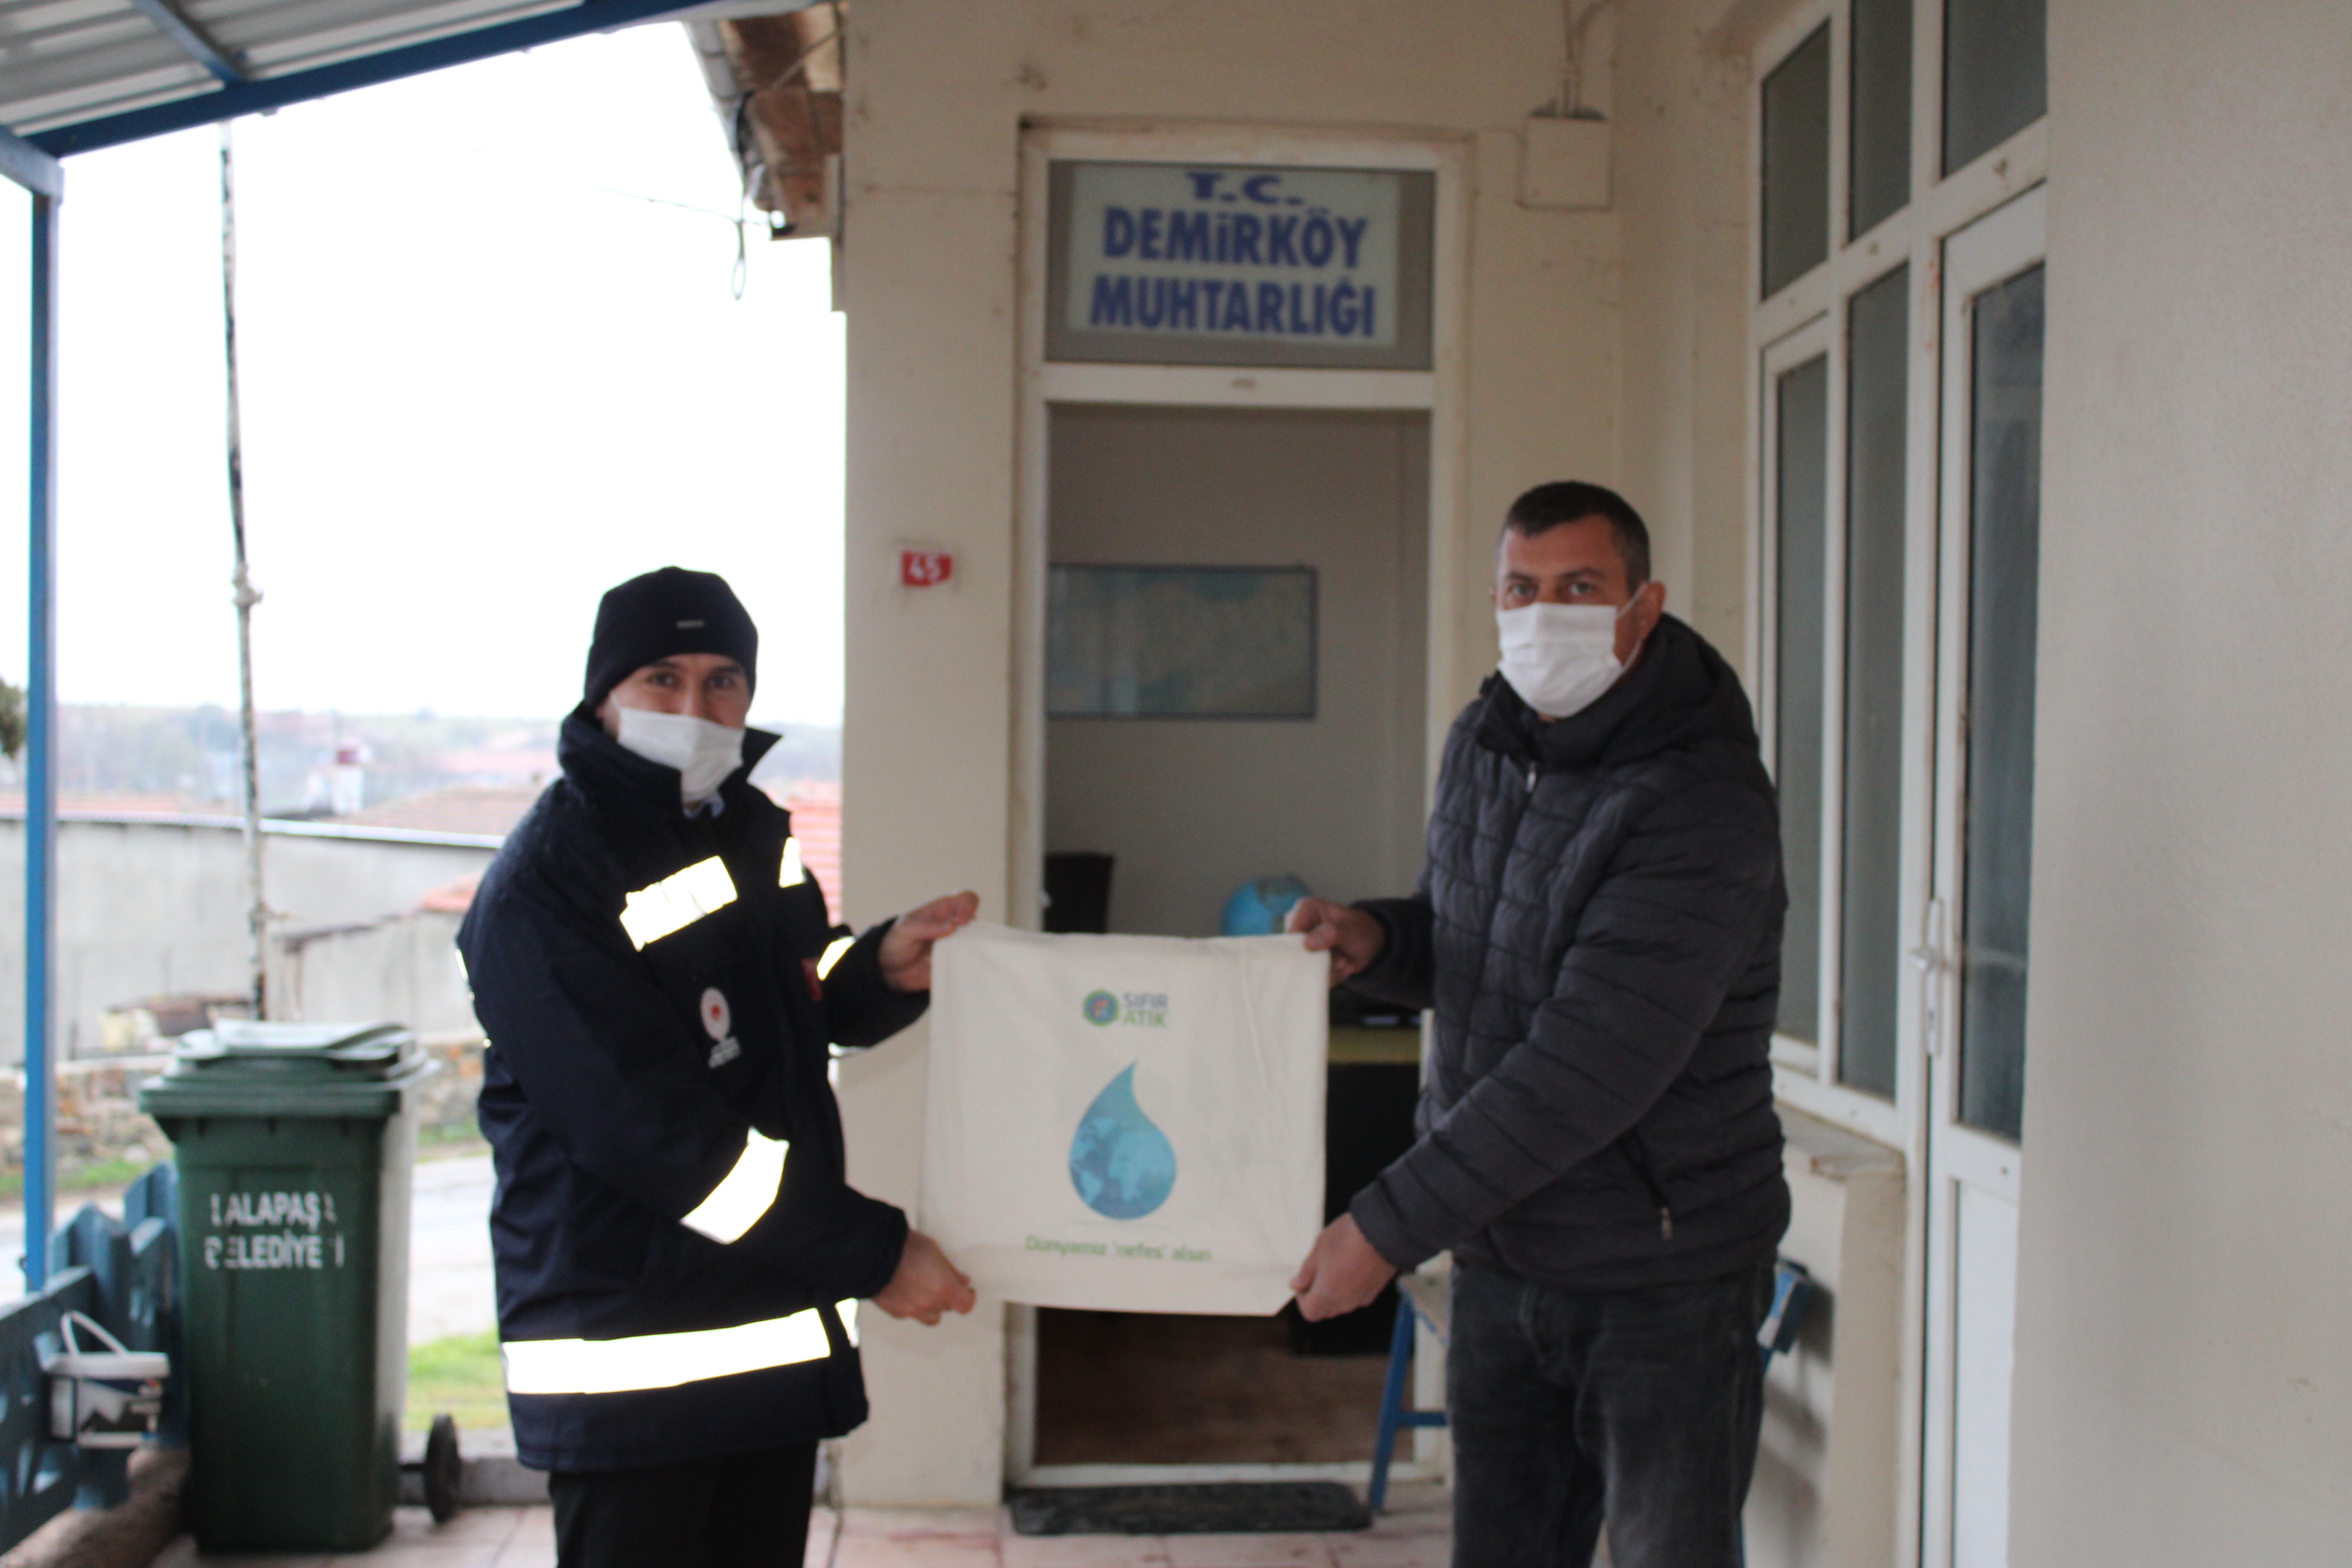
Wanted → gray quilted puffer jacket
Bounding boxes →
[1348,615,1789,1292]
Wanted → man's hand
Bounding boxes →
[1289,1214,1397,1322]
[871,1230,978,1325]
[1285,898,1386,985]
[878,892,981,992]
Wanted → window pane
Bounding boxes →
[1775,356,1830,1046]
[1944,0,2046,175]
[1840,266,1908,1099]
[1850,0,1913,237]
[1958,264,2044,1140]
[1761,25,1830,298]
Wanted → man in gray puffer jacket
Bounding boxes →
[1289,481,1788,1568]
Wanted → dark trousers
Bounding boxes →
[550,1442,818,1568]
[1447,1260,1774,1568]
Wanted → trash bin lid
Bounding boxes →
[175,1020,414,1068]
[139,1020,433,1119]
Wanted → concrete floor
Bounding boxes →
[164,1494,1454,1567]
[87,1154,1459,1566]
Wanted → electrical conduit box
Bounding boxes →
[1521,115,1612,211]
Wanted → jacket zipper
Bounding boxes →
[1618,1131,1676,1242]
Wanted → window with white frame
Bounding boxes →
[1752,0,2045,1138]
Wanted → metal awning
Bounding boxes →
[1,0,793,153]
[0,0,810,1294]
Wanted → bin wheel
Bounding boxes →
[424,1413,462,1522]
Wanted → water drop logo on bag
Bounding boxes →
[1068,1064,1177,1220]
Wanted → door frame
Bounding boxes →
[1918,182,2046,1568]
[1004,120,1469,1487]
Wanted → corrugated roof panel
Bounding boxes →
[0,0,194,113]
[228,0,571,77]
[0,0,583,132]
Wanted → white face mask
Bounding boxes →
[1495,598,1642,720]
[613,707,746,810]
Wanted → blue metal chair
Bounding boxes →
[1740,1259,1817,1566]
[1756,1259,1815,1368]
[1367,1258,1818,1518]
[1367,1272,1449,1514]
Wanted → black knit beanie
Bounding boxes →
[583,567,759,708]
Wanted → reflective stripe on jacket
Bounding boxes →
[459,709,923,1472]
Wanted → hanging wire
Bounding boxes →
[594,187,753,299]
[746,24,839,98]
[596,17,843,296]
[734,188,750,299]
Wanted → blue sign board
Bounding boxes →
[1047,161,1434,370]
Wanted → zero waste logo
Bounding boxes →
[1069,1063,1177,1219]
[1082,990,1120,1026]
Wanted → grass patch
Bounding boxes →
[417,1123,489,1160]
[0,1156,165,1201]
[407,1330,509,1433]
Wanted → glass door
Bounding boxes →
[1919,184,2045,1568]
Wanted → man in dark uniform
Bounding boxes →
[459,567,978,1567]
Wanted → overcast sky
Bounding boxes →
[0,25,848,727]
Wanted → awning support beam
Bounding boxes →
[0,129,61,201]
[29,0,707,157]
[126,0,250,86]
[11,149,61,1291]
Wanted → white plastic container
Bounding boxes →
[45,1311,168,1448]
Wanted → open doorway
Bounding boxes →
[1034,401,1429,1468]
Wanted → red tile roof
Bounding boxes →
[332,785,547,839]
[417,876,482,914]
[0,792,212,816]
[405,782,842,922]
[774,780,842,923]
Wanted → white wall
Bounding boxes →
[830,0,2352,1546]
[2011,1,2352,1559]
[836,0,1639,1504]
[1615,0,1755,661]
[1045,405,1429,936]
[280,909,479,1037]
[0,819,493,1063]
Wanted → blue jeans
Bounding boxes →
[1447,1260,1774,1568]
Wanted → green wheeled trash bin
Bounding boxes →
[138,1020,438,1551]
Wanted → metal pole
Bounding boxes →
[220,123,265,1019]
[24,187,59,1291]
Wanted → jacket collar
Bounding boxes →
[557,705,783,822]
[1472,615,1758,772]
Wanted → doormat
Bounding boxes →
[1010,1481,1371,1536]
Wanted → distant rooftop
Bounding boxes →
[387,779,842,922]
[0,792,211,816]
[331,784,547,839]
[0,780,844,920]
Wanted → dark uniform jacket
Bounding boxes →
[1347,616,1791,1292]
[458,711,923,1474]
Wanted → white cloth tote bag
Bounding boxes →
[921,922,1328,1315]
